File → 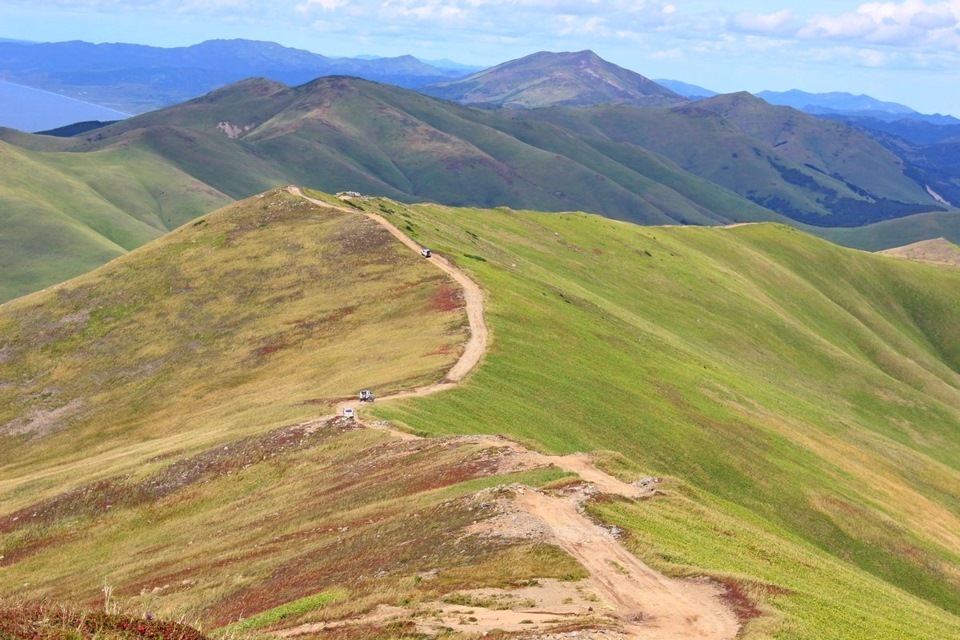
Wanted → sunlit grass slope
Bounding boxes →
[0,189,586,632]
[3,188,960,638]
[353,198,960,638]
[0,188,467,475]
[0,138,230,302]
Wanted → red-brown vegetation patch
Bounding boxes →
[0,478,128,534]
[255,305,360,359]
[288,306,359,332]
[255,342,287,357]
[291,621,422,640]
[0,533,71,567]
[299,395,355,406]
[391,274,447,294]
[204,441,511,627]
[207,498,505,627]
[0,600,208,640]
[422,343,457,357]
[715,578,793,624]
[431,285,464,312]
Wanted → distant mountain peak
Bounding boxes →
[421,49,684,109]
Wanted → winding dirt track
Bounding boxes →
[289,186,738,639]
[291,187,487,394]
[519,490,738,639]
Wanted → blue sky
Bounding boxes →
[4,1,959,115]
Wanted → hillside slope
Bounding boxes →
[79,76,949,229]
[358,197,960,638]
[2,189,959,639]
[0,137,230,302]
[523,93,943,227]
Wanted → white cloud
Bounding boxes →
[728,9,801,37]
[798,1,960,48]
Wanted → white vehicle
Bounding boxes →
[342,407,355,419]
[420,248,432,258]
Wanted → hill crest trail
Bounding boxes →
[289,186,739,640]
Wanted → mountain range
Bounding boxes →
[0,38,467,113]
[757,89,960,125]
[1,56,957,301]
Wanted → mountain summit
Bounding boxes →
[422,50,685,109]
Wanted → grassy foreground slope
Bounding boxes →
[0,189,581,631]
[349,197,960,638]
[2,188,960,639]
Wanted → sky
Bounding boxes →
[2,1,959,115]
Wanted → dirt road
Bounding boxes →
[518,489,739,639]
[288,186,738,639]
[291,187,487,393]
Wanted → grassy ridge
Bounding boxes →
[0,188,467,475]
[0,190,589,631]
[355,198,960,637]
[2,189,959,638]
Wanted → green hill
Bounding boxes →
[1,189,959,639]
[85,76,770,225]
[1,189,580,630]
[0,136,230,301]
[358,195,960,638]
[92,75,940,230]
[523,93,942,227]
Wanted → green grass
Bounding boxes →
[0,190,585,636]
[0,188,467,476]
[352,197,960,637]
[3,189,960,638]
[0,138,231,302]
[221,588,347,633]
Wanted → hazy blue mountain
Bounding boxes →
[654,79,717,98]
[757,89,916,115]
[0,39,467,113]
[0,80,129,132]
[421,58,485,72]
[819,114,960,146]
